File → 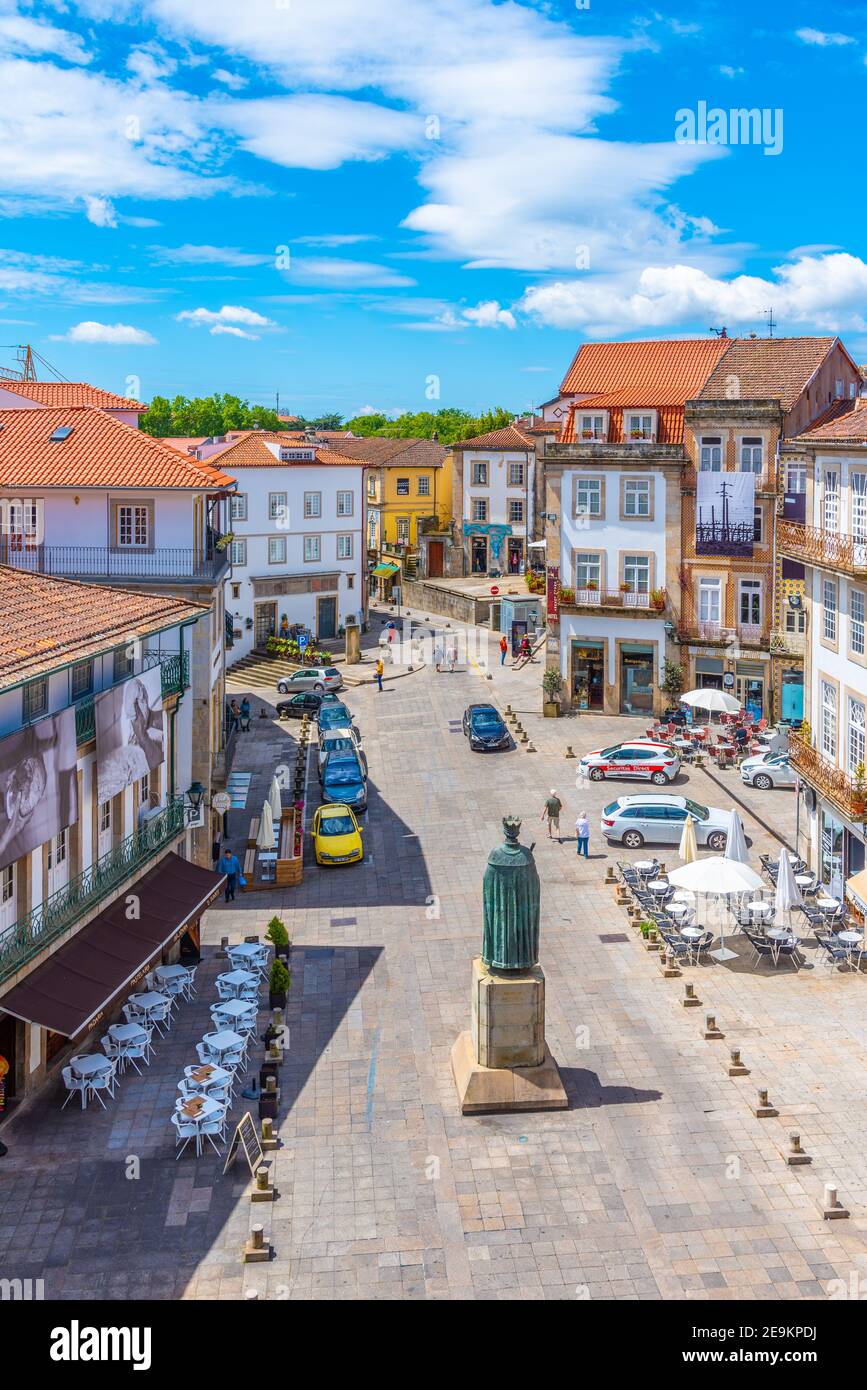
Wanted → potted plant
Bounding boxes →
[661,659,685,705]
[630,428,644,439]
[558,586,575,605]
[650,587,666,612]
[215,531,234,551]
[853,761,867,814]
[581,429,594,439]
[619,582,631,594]
[585,579,598,591]
[542,666,563,717]
[639,920,652,939]
[266,915,291,960]
[268,958,291,1009]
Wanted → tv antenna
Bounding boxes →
[763,308,776,338]
[0,343,68,382]
[708,326,728,338]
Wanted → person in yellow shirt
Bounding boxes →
[375,657,384,693]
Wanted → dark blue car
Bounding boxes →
[462,703,511,752]
[320,751,368,813]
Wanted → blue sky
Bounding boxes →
[1,0,866,417]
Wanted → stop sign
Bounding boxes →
[490,585,499,595]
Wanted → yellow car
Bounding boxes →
[312,803,364,866]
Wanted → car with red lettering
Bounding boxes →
[578,740,680,785]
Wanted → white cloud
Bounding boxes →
[127,45,178,82]
[176,303,275,329]
[84,195,117,227]
[209,323,258,339]
[404,299,516,331]
[152,243,271,266]
[293,234,377,247]
[795,28,854,47]
[219,94,421,170]
[51,320,157,344]
[0,14,91,65]
[718,65,744,79]
[0,246,157,303]
[355,404,406,418]
[519,252,867,336]
[213,67,246,90]
[288,258,415,288]
[461,300,516,329]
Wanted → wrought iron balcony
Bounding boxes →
[0,797,186,985]
[0,538,230,584]
[73,653,190,745]
[788,734,867,823]
[778,522,867,577]
[561,588,666,613]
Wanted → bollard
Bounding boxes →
[219,935,230,959]
[660,947,680,978]
[520,730,529,744]
[823,1182,849,1219]
[604,866,616,884]
[244,1289,259,1300]
[683,982,701,1007]
[526,741,536,753]
[251,1165,275,1203]
[702,1011,723,1039]
[243,1222,271,1263]
[754,1087,778,1118]
[728,1046,749,1077]
[505,705,512,716]
[565,745,575,759]
[785,1130,811,1167]
[261,1117,278,1151]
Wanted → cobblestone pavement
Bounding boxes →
[3,605,867,1301]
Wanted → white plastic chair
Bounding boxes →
[61,1066,89,1110]
[148,1000,172,1038]
[88,1064,116,1109]
[171,1110,199,1159]
[199,1103,228,1155]
[101,1035,124,1071]
[215,976,237,1002]
[181,965,198,1000]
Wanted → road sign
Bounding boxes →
[490,585,499,595]
[297,632,309,649]
[212,791,232,815]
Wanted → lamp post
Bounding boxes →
[185,781,205,826]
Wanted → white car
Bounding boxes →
[579,741,680,786]
[317,726,363,771]
[601,795,730,850]
[740,752,797,791]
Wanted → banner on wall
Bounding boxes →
[546,565,560,620]
[96,663,165,805]
[695,471,755,556]
[0,706,78,872]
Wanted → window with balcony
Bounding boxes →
[753,506,763,544]
[851,589,865,655]
[821,680,838,760]
[740,437,763,473]
[578,415,604,440]
[626,414,653,441]
[117,504,149,548]
[230,539,246,566]
[786,464,806,494]
[337,491,354,517]
[624,554,650,593]
[472,499,488,522]
[574,553,600,588]
[268,492,287,522]
[508,462,525,487]
[699,579,721,624]
[785,604,806,635]
[304,492,322,519]
[823,577,837,642]
[7,499,41,550]
[304,535,321,562]
[623,480,651,517]
[700,436,722,471]
[848,697,866,775]
[509,499,524,524]
[852,473,867,543]
[824,470,839,532]
[337,534,353,559]
[22,677,48,722]
[575,477,602,518]
[113,646,135,680]
[268,537,286,564]
[418,476,431,496]
[230,493,247,522]
[70,659,93,700]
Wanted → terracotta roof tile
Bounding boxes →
[451,424,536,450]
[559,338,731,398]
[325,437,448,467]
[795,396,867,443]
[0,567,207,690]
[697,336,839,409]
[0,407,235,490]
[211,432,364,469]
[0,379,143,410]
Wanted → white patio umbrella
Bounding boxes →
[268,773,282,824]
[723,808,749,865]
[257,798,274,850]
[774,846,802,929]
[679,815,698,864]
[668,856,763,961]
[680,687,741,717]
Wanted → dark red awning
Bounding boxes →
[0,852,224,1037]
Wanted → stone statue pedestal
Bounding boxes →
[451,957,568,1114]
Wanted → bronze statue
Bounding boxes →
[481,816,540,971]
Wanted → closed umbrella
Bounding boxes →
[668,856,763,962]
[774,847,802,929]
[257,799,274,850]
[724,808,749,864]
[268,774,282,825]
[679,815,698,864]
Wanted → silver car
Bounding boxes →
[277,666,343,695]
[740,752,797,791]
[601,794,731,850]
[317,726,363,772]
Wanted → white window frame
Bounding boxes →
[268,536,287,565]
[821,680,838,760]
[230,493,247,522]
[471,461,488,486]
[852,588,865,656]
[304,492,322,519]
[508,461,525,487]
[337,534,353,560]
[303,535,321,562]
[824,470,839,532]
[700,436,722,471]
[417,476,431,496]
[623,479,651,517]
[699,578,721,625]
[626,414,653,441]
[623,554,650,593]
[739,578,762,627]
[472,499,488,522]
[508,499,524,525]
[268,492,287,522]
[117,503,149,549]
[230,539,247,566]
[578,414,605,441]
[823,577,837,642]
[852,472,867,543]
[739,437,763,473]
[336,490,354,517]
[786,464,806,494]
[576,477,602,518]
[574,553,600,588]
[848,696,866,776]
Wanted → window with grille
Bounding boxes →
[230,539,247,566]
[71,660,93,699]
[852,473,867,542]
[824,471,839,532]
[395,478,410,496]
[824,578,837,641]
[23,677,48,722]
[230,494,247,522]
[471,462,488,485]
[509,499,524,524]
[268,492,287,522]
[472,499,488,522]
[508,462,524,486]
[821,681,837,759]
[418,476,430,496]
[268,537,287,564]
[739,580,762,626]
[786,465,806,494]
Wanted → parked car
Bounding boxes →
[317,726,364,771]
[600,794,730,850]
[276,691,325,719]
[320,750,368,813]
[277,666,343,695]
[312,804,363,865]
[462,703,511,752]
[740,752,797,791]
[579,741,680,786]
[317,701,353,732]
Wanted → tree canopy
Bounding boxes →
[141,394,283,437]
[342,406,516,445]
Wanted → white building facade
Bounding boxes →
[451,426,537,576]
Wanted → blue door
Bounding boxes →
[781,671,803,723]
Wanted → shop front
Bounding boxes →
[695,656,724,690]
[780,666,804,723]
[735,660,765,721]
[620,644,655,716]
[571,639,605,711]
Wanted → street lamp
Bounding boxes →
[185,781,205,824]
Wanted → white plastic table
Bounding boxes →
[128,991,170,1016]
[635,861,657,875]
[155,964,189,982]
[795,874,814,889]
[70,1053,114,1109]
[183,1063,233,1093]
[108,1023,148,1043]
[839,931,862,946]
[212,999,256,1024]
[228,943,269,967]
[202,1029,245,1058]
[650,881,670,895]
[748,901,773,918]
[217,969,258,997]
[667,902,691,920]
[816,897,840,912]
[174,1095,224,1156]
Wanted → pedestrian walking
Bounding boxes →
[434,642,444,672]
[375,656,384,692]
[499,635,508,666]
[239,696,251,731]
[447,644,457,673]
[541,788,563,842]
[229,698,241,733]
[218,847,241,901]
[575,810,590,857]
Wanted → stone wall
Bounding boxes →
[401,579,492,627]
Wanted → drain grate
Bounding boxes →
[598,933,630,943]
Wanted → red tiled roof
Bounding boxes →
[559,338,731,398]
[697,337,841,409]
[0,407,235,489]
[795,396,867,443]
[0,567,207,690]
[325,437,447,467]
[560,402,687,445]
[210,431,363,469]
[451,424,536,451]
[0,379,144,410]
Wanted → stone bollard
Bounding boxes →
[520,730,529,744]
[244,1289,259,1300]
[702,1011,724,1039]
[683,982,701,1007]
[754,1087,778,1118]
[660,947,680,978]
[219,935,230,958]
[823,1182,849,1220]
[505,704,512,716]
[785,1131,811,1167]
[728,1047,749,1077]
[526,741,536,753]
[261,1117,278,1151]
[604,866,616,885]
[251,1165,275,1203]
[243,1223,271,1263]
[565,745,575,759]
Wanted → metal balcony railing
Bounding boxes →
[564,589,663,611]
[777,522,867,577]
[0,797,187,985]
[72,653,190,745]
[789,734,867,823]
[0,538,230,584]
